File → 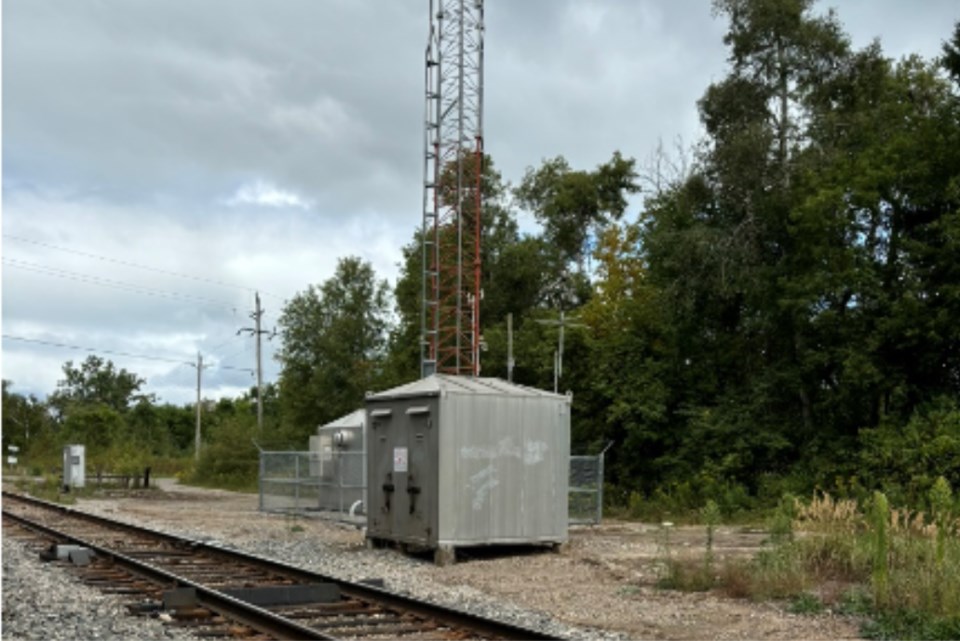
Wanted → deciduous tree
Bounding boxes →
[277,257,390,438]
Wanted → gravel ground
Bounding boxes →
[2,536,200,641]
[2,480,866,640]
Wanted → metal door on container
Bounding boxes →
[396,404,433,543]
[369,408,397,537]
[369,405,433,543]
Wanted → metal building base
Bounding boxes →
[365,537,564,566]
[433,546,455,567]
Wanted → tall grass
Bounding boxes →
[663,480,960,639]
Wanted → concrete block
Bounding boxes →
[222,583,340,606]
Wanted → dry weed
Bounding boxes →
[794,492,861,534]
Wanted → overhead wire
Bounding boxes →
[205,335,246,354]
[215,344,253,370]
[2,334,256,374]
[2,233,286,300]
[3,258,242,313]
[3,236,281,383]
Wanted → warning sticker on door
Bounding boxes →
[393,447,408,473]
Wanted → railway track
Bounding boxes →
[2,491,559,640]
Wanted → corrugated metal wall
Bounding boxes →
[438,393,569,544]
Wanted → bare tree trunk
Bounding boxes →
[777,36,790,189]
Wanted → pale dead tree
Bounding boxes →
[637,136,693,202]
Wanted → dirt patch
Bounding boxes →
[54,478,864,640]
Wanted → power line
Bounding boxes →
[3,258,242,313]
[1,334,255,374]
[3,334,188,365]
[217,344,253,366]
[2,233,286,300]
[206,335,246,354]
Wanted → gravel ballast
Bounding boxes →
[2,536,200,641]
[1,514,616,641]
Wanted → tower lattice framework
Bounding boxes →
[421,0,484,377]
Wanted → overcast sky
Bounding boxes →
[2,0,957,406]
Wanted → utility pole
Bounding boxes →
[191,352,209,462]
[238,292,273,433]
[537,310,586,393]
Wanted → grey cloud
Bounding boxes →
[4,0,424,218]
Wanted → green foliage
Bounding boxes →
[62,404,125,470]
[49,355,150,418]
[127,401,196,456]
[615,473,769,528]
[702,499,721,579]
[619,0,960,505]
[16,473,79,504]
[188,413,259,491]
[859,399,960,505]
[768,494,796,545]
[789,593,825,615]
[2,379,53,464]
[942,21,960,86]
[277,256,390,440]
[515,152,638,274]
[285,512,306,534]
[626,491,645,519]
[863,610,960,641]
[837,587,874,616]
[929,477,954,569]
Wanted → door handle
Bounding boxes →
[407,485,421,514]
[382,481,394,512]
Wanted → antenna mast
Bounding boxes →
[421,0,484,378]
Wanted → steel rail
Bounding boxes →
[3,491,560,640]
[2,508,335,640]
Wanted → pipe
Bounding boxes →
[349,500,364,519]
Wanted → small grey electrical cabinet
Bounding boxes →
[62,444,85,489]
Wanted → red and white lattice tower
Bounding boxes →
[421,0,484,377]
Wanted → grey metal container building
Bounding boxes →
[365,375,570,560]
[309,409,366,514]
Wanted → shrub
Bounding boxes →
[187,416,259,491]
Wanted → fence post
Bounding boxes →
[258,452,264,512]
[294,453,301,512]
[596,452,604,525]
[337,451,344,515]
[595,441,614,525]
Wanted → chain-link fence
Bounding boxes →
[569,454,604,525]
[259,450,604,525]
[259,450,365,524]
